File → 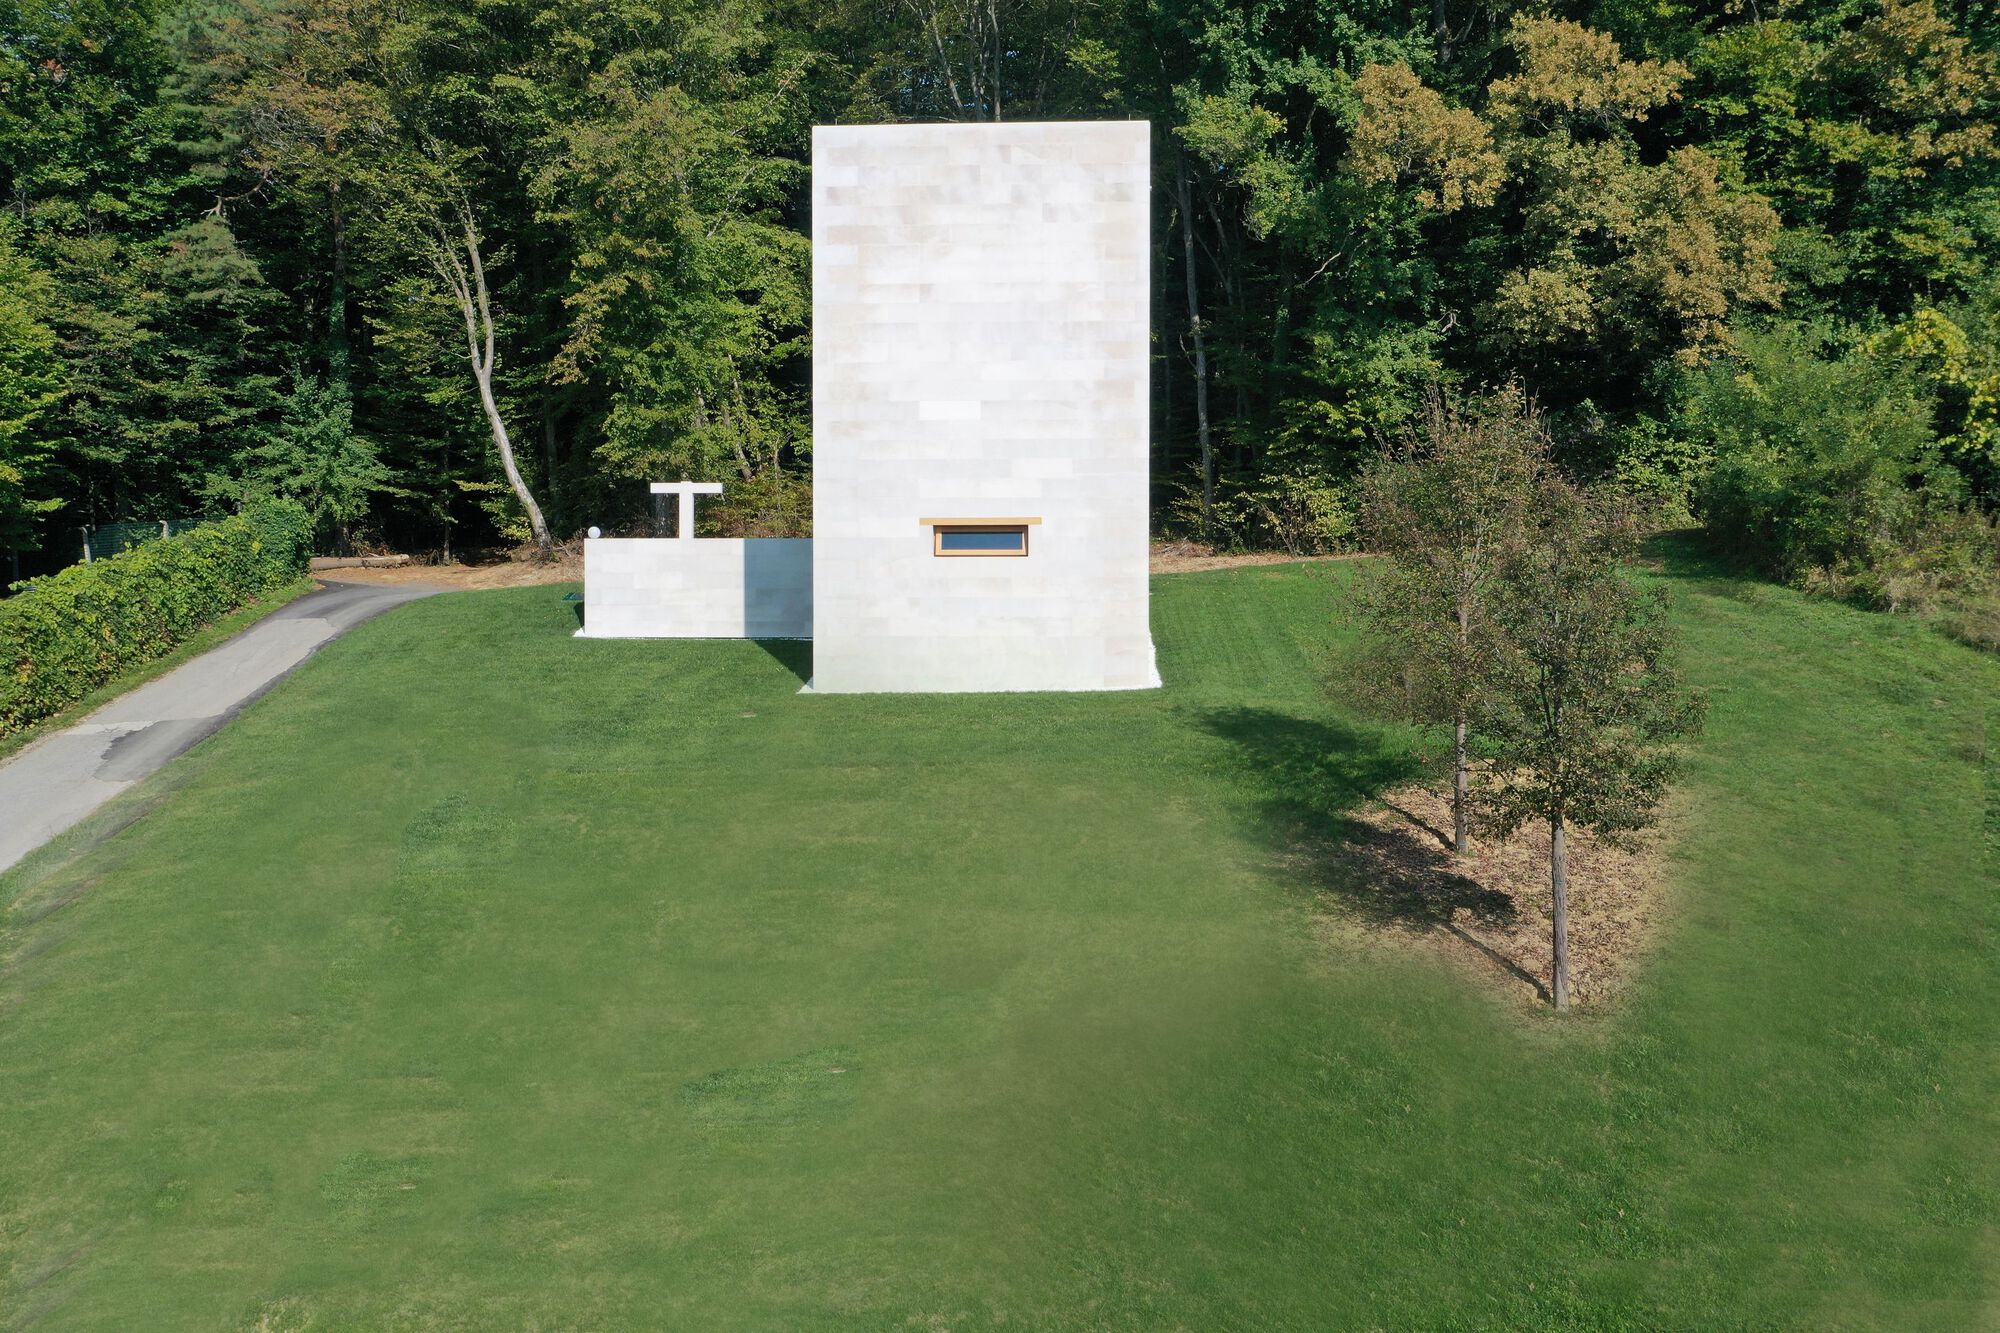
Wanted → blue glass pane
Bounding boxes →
[938,528,1026,552]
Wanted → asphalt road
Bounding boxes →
[0,579,439,876]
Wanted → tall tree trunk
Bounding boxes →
[916,0,966,115]
[1453,718,1471,855]
[1156,202,1173,464]
[328,190,352,393]
[1269,255,1294,394]
[533,244,562,528]
[1454,601,1473,854]
[543,401,559,510]
[441,436,454,564]
[475,360,548,550]
[988,0,1002,120]
[431,205,552,551]
[1176,155,1214,537]
[1209,206,1251,465]
[1550,816,1571,1011]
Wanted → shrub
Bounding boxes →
[1606,416,1712,525]
[1812,499,1997,611]
[1938,589,2000,654]
[244,496,313,578]
[1688,324,1940,580]
[1164,472,1356,554]
[708,469,812,537]
[1679,322,2000,651]
[1243,474,1355,556]
[0,499,311,736]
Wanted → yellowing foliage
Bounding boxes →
[1346,17,1779,365]
[1622,149,1784,360]
[1867,308,2000,461]
[1831,0,2000,167]
[1347,63,1504,212]
[1487,17,1688,132]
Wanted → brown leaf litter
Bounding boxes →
[1307,785,1670,1010]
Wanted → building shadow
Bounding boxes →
[1196,705,1521,939]
[753,639,813,685]
[741,538,813,642]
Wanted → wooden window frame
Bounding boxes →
[931,523,1031,557]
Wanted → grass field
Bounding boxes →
[2,552,1995,1328]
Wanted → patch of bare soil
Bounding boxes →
[1315,785,1668,1010]
[316,546,581,590]
[1149,539,1364,574]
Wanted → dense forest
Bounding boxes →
[3,0,1998,617]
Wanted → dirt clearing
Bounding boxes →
[1315,785,1671,1010]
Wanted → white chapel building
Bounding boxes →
[577,120,1159,694]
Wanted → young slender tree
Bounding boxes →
[1175,150,1215,537]
[1479,477,1703,1011]
[424,200,552,552]
[1358,385,1544,855]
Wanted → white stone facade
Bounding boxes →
[807,121,1158,693]
[577,538,811,639]
[577,121,1157,692]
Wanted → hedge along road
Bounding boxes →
[0,579,439,875]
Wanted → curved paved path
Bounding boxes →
[0,579,439,875]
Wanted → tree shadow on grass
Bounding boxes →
[1198,706,1426,826]
[1197,707,1536,994]
[1640,529,1767,599]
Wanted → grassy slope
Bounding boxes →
[1,559,1994,1329]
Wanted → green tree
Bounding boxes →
[7,0,2000,569]
[1480,477,1703,1011]
[419,199,554,550]
[148,215,286,483]
[204,0,396,390]
[1865,305,2000,488]
[533,17,813,497]
[28,216,286,526]
[0,229,63,552]
[1359,385,1544,855]
[1,0,265,534]
[1689,322,1940,580]
[1347,16,1784,389]
[215,367,393,551]
[1683,0,2000,319]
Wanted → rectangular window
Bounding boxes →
[931,523,1031,556]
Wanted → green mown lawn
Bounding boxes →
[3,553,1995,1328]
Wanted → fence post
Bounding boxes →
[81,526,92,564]
[161,519,170,540]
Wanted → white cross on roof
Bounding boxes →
[649,481,724,539]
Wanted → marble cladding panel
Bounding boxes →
[811,125,1156,694]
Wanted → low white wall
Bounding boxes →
[577,538,812,639]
